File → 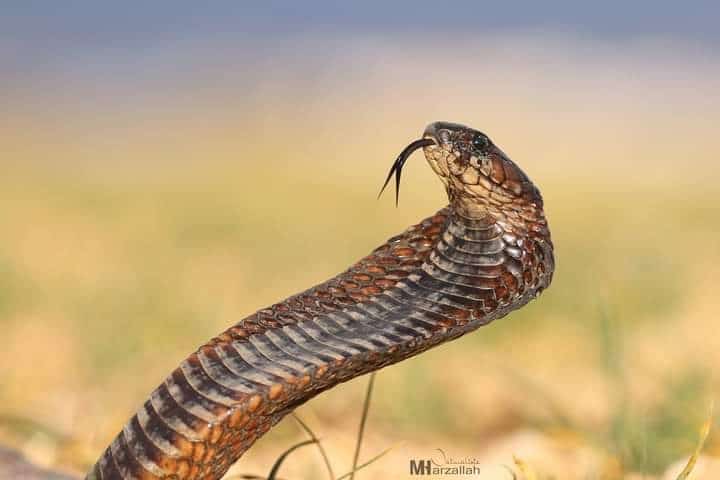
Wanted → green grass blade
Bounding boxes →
[675,401,714,480]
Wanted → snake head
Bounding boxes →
[421,121,543,215]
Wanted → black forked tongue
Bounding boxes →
[378,138,435,206]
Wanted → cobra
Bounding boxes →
[88,121,555,479]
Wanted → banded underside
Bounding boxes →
[89,205,553,480]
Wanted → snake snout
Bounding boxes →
[423,121,470,146]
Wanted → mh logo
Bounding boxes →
[409,458,432,475]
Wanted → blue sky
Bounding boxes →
[3,1,719,56]
[3,0,718,95]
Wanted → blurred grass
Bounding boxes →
[0,150,718,478]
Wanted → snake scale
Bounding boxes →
[87,121,555,480]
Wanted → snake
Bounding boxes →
[86,121,555,480]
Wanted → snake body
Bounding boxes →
[88,122,555,480]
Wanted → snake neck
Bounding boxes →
[418,205,553,323]
[88,204,554,480]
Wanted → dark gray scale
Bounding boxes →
[326,308,407,345]
[434,242,506,267]
[292,319,370,356]
[361,287,438,333]
[442,238,504,257]
[247,333,316,374]
[196,347,267,393]
[445,217,503,241]
[377,292,457,330]
[263,329,336,367]
[109,434,141,479]
[95,448,122,480]
[165,368,226,424]
[441,231,505,255]
[179,355,248,407]
[366,290,405,311]
[387,309,444,336]
[313,312,394,349]
[149,383,205,442]
[346,298,427,340]
[115,421,169,480]
[281,324,356,360]
[334,299,426,340]
[422,262,501,290]
[413,272,496,303]
[379,285,455,317]
[216,342,288,386]
[392,276,479,309]
[225,339,302,380]
[121,417,165,477]
[308,316,380,352]
[426,250,499,276]
[135,400,183,458]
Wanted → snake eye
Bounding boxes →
[472,135,490,151]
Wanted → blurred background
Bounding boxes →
[1,2,719,478]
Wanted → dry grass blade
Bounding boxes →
[266,439,317,480]
[501,465,519,480]
[349,372,376,480]
[675,401,714,480]
[513,455,538,480]
[292,413,336,480]
[336,445,395,480]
